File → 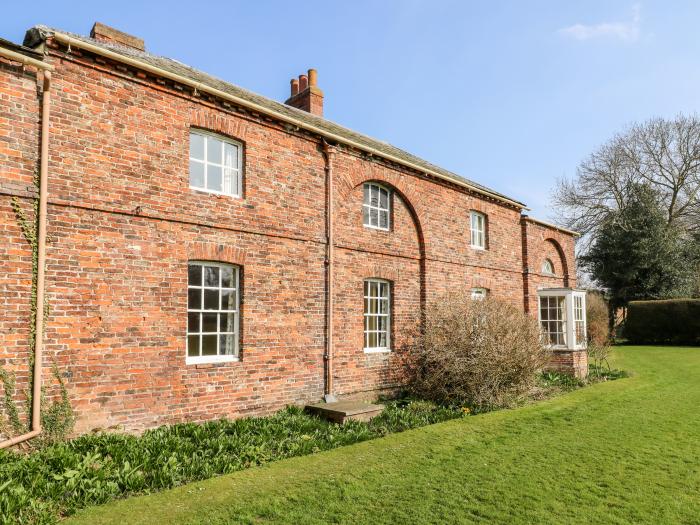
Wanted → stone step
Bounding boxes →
[305,399,385,424]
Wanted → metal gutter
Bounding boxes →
[50,31,527,210]
[0,47,52,449]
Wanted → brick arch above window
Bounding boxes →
[337,164,427,229]
[366,264,400,283]
[544,237,570,286]
[188,241,247,266]
[190,109,250,141]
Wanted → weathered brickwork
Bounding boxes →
[0,32,580,436]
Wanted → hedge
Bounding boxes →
[624,299,700,345]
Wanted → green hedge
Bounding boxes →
[624,299,700,345]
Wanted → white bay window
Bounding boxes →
[537,288,587,350]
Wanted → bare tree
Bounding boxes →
[554,114,700,242]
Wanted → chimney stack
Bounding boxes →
[285,68,324,117]
[90,22,145,51]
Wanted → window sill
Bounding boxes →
[186,355,239,365]
[363,224,390,232]
[470,245,486,251]
[189,187,242,199]
[364,348,391,354]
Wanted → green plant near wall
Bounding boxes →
[0,171,74,448]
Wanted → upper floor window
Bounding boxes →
[471,287,488,300]
[187,261,240,364]
[542,259,555,275]
[470,211,486,249]
[189,130,242,197]
[364,279,391,352]
[363,183,390,230]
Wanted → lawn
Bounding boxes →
[68,346,700,525]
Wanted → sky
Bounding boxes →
[3,1,700,220]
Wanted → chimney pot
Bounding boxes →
[298,74,308,92]
[290,78,299,97]
[308,69,317,87]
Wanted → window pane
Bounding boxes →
[187,335,200,357]
[367,332,377,348]
[220,313,235,332]
[363,184,370,204]
[202,313,217,333]
[378,316,387,331]
[188,264,202,286]
[204,289,219,310]
[370,208,378,226]
[187,313,199,333]
[379,332,387,348]
[220,334,235,355]
[379,188,388,208]
[379,210,388,229]
[190,133,205,160]
[379,299,388,314]
[367,316,377,331]
[224,143,238,168]
[221,266,234,288]
[190,161,205,188]
[188,288,201,310]
[204,266,220,287]
[202,335,217,356]
[363,206,370,226]
[369,281,378,297]
[223,168,237,196]
[207,165,222,192]
[207,137,222,164]
[221,289,235,310]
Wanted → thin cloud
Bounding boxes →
[558,4,641,42]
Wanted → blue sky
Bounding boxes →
[3,1,700,219]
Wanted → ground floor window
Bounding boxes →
[471,287,488,300]
[539,295,566,346]
[187,261,239,363]
[537,288,587,350]
[364,279,391,352]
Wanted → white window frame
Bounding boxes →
[363,183,391,231]
[470,211,486,250]
[363,278,391,353]
[542,259,555,275]
[471,287,488,300]
[189,129,243,198]
[187,261,240,364]
[537,288,587,350]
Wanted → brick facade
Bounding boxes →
[0,26,581,436]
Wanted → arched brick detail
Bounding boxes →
[366,265,400,283]
[190,109,249,141]
[188,241,246,266]
[337,164,427,229]
[545,238,570,287]
[470,276,494,290]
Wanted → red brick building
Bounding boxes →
[0,23,585,439]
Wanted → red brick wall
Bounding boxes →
[0,43,579,435]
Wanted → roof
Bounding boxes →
[521,216,581,237]
[24,25,527,209]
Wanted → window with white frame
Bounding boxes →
[539,295,566,347]
[187,262,239,363]
[470,211,486,249]
[574,295,586,346]
[363,183,390,230]
[542,259,555,275]
[364,279,391,351]
[189,130,242,197]
[471,287,488,300]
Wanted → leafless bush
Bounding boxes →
[586,292,610,346]
[409,293,548,410]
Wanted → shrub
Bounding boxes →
[409,293,548,410]
[624,299,700,345]
[586,292,610,346]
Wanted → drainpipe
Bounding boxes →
[0,51,53,449]
[322,142,337,403]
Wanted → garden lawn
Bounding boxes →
[69,346,700,525]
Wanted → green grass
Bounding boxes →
[68,346,700,525]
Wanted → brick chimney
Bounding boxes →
[90,22,145,51]
[285,69,323,116]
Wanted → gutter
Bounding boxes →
[49,31,527,211]
[0,49,52,448]
[521,215,581,237]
